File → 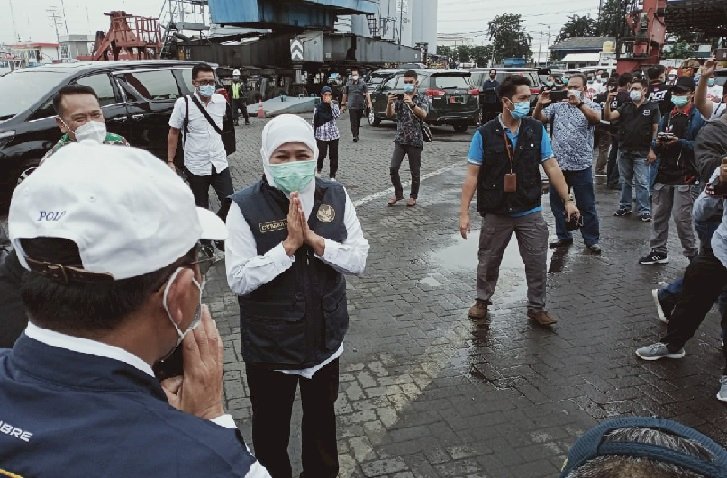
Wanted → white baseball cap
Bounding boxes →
[9,142,227,280]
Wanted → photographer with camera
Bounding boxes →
[0,142,269,476]
[605,78,661,222]
[534,73,602,254]
[638,77,704,266]
[636,161,727,402]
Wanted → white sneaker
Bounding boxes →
[717,376,727,402]
[635,342,686,361]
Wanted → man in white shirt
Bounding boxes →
[225,114,369,478]
[1,142,269,477]
[168,63,233,218]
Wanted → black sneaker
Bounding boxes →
[640,213,652,222]
[639,250,668,265]
[353,136,359,143]
[614,208,632,216]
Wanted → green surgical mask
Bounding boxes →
[269,159,316,195]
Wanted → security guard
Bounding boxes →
[225,114,369,478]
[230,69,250,126]
[0,143,269,478]
[459,75,579,326]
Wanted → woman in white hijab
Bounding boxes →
[225,114,369,478]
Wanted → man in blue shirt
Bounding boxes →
[459,75,579,326]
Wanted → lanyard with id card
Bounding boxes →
[503,131,516,192]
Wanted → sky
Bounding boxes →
[0,0,603,53]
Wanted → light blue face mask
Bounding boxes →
[403,84,415,94]
[671,95,689,107]
[269,159,316,195]
[707,78,715,87]
[198,84,216,97]
[509,100,531,120]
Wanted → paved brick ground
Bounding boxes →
[194,115,727,477]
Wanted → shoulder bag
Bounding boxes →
[184,95,237,156]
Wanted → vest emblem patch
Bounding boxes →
[259,219,287,233]
[317,204,335,223]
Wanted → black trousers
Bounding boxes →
[349,108,364,138]
[390,143,422,199]
[231,98,250,123]
[246,359,340,478]
[661,255,727,373]
[185,166,234,220]
[316,139,339,178]
[481,102,499,124]
[606,135,620,188]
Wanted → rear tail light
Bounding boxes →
[469,88,480,96]
[425,88,445,97]
[531,87,541,95]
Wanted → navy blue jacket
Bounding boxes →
[0,335,261,477]
[231,178,349,369]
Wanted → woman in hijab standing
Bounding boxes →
[225,114,369,478]
[313,86,342,180]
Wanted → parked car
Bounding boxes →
[538,68,566,90]
[365,68,404,88]
[0,60,231,215]
[715,68,727,90]
[368,69,479,132]
[470,67,542,121]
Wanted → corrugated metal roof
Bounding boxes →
[550,37,615,51]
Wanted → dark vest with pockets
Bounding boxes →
[231,177,348,369]
[476,116,544,216]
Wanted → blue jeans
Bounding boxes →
[618,150,650,214]
[550,166,600,246]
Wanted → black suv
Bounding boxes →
[368,69,479,132]
[0,60,227,215]
[470,68,542,121]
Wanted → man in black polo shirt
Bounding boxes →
[605,78,661,222]
[341,66,372,143]
[481,69,500,124]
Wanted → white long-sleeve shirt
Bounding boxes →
[225,188,369,378]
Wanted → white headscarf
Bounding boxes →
[260,114,319,217]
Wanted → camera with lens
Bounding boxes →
[710,157,727,196]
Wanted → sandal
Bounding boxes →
[406,198,417,207]
[388,196,403,206]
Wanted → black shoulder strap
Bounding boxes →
[183,96,189,146]
[189,94,224,136]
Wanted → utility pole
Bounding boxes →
[398,0,403,45]
[8,0,19,42]
[47,7,63,61]
[59,0,70,35]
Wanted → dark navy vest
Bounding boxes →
[476,116,544,216]
[231,177,348,369]
[0,336,258,477]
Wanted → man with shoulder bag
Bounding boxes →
[168,63,236,227]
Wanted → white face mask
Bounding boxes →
[74,120,107,144]
[351,75,359,81]
[630,90,643,102]
[162,267,204,351]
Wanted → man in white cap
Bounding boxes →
[230,68,251,126]
[0,142,269,478]
[225,114,369,478]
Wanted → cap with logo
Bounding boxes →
[9,142,227,281]
[559,417,727,478]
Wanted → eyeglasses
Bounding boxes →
[195,80,216,86]
[187,242,221,278]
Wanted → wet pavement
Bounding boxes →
[202,117,727,477]
[9,115,721,477]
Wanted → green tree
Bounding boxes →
[594,0,623,37]
[456,45,473,64]
[555,14,597,44]
[438,45,454,61]
[471,45,494,67]
[663,40,694,59]
[487,13,532,64]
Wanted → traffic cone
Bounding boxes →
[257,100,265,119]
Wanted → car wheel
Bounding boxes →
[453,124,468,133]
[368,110,381,126]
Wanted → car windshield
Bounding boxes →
[369,74,391,85]
[432,75,470,89]
[0,70,70,120]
